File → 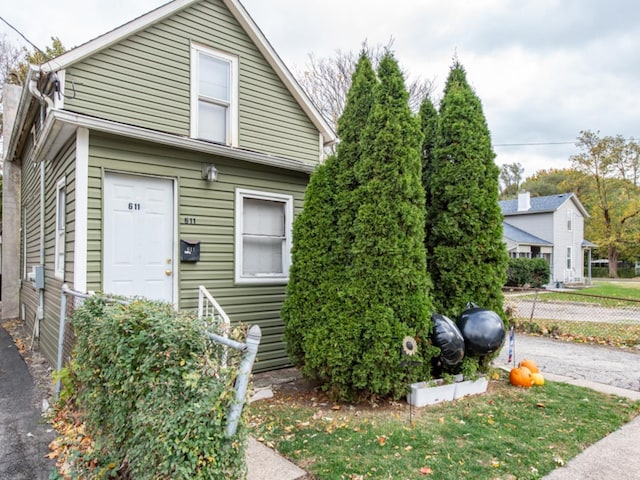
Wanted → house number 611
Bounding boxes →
[128,202,141,210]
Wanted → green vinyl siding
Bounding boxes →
[20,138,77,367]
[63,0,320,164]
[86,132,308,370]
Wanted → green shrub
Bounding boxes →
[283,53,437,401]
[70,297,246,479]
[425,61,508,321]
[529,258,551,287]
[506,258,532,287]
[506,258,550,287]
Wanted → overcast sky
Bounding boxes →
[3,0,639,178]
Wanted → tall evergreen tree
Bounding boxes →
[281,157,337,365]
[426,61,508,323]
[346,53,436,399]
[282,53,378,395]
[419,97,438,247]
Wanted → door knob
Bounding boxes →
[165,269,172,276]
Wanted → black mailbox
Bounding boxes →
[180,240,200,262]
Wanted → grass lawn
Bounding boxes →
[514,318,640,347]
[248,372,639,480]
[521,280,640,307]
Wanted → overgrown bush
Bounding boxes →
[506,258,531,287]
[69,297,246,479]
[506,258,550,287]
[529,258,551,287]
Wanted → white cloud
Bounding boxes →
[3,0,640,181]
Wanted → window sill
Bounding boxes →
[234,275,288,286]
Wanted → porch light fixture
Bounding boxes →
[202,164,218,182]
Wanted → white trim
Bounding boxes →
[190,43,239,147]
[54,176,67,279]
[73,128,89,292]
[234,188,293,285]
[35,110,316,174]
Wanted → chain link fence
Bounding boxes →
[504,288,640,349]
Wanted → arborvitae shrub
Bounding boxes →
[426,61,508,321]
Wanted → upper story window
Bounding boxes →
[567,209,574,231]
[235,188,293,284]
[191,44,238,146]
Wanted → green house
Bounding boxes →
[2,0,335,372]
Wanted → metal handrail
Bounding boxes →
[197,285,231,366]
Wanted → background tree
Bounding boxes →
[1,36,65,139]
[498,162,524,199]
[425,60,508,326]
[1,35,23,140]
[295,40,434,150]
[519,168,579,197]
[571,130,640,277]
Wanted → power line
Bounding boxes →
[0,14,45,57]
[494,141,575,147]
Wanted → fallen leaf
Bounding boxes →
[419,466,433,475]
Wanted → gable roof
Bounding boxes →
[38,0,336,146]
[500,193,589,218]
[503,222,552,246]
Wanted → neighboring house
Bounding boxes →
[500,192,594,285]
[1,0,335,372]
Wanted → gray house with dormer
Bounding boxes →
[500,192,594,285]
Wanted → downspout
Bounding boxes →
[27,67,55,339]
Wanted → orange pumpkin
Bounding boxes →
[531,372,545,386]
[509,366,534,388]
[519,359,539,374]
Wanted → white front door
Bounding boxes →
[104,172,175,302]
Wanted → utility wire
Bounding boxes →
[494,141,575,147]
[0,14,46,57]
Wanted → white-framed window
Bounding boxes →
[235,188,293,284]
[567,209,573,231]
[191,43,238,146]
[566,246,573,270]
[54,177,66,279]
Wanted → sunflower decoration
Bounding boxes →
[402,336,418,356]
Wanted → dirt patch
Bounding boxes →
[251,367,462,418]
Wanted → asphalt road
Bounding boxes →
[496,333,640,391]
[0,324,56,480]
